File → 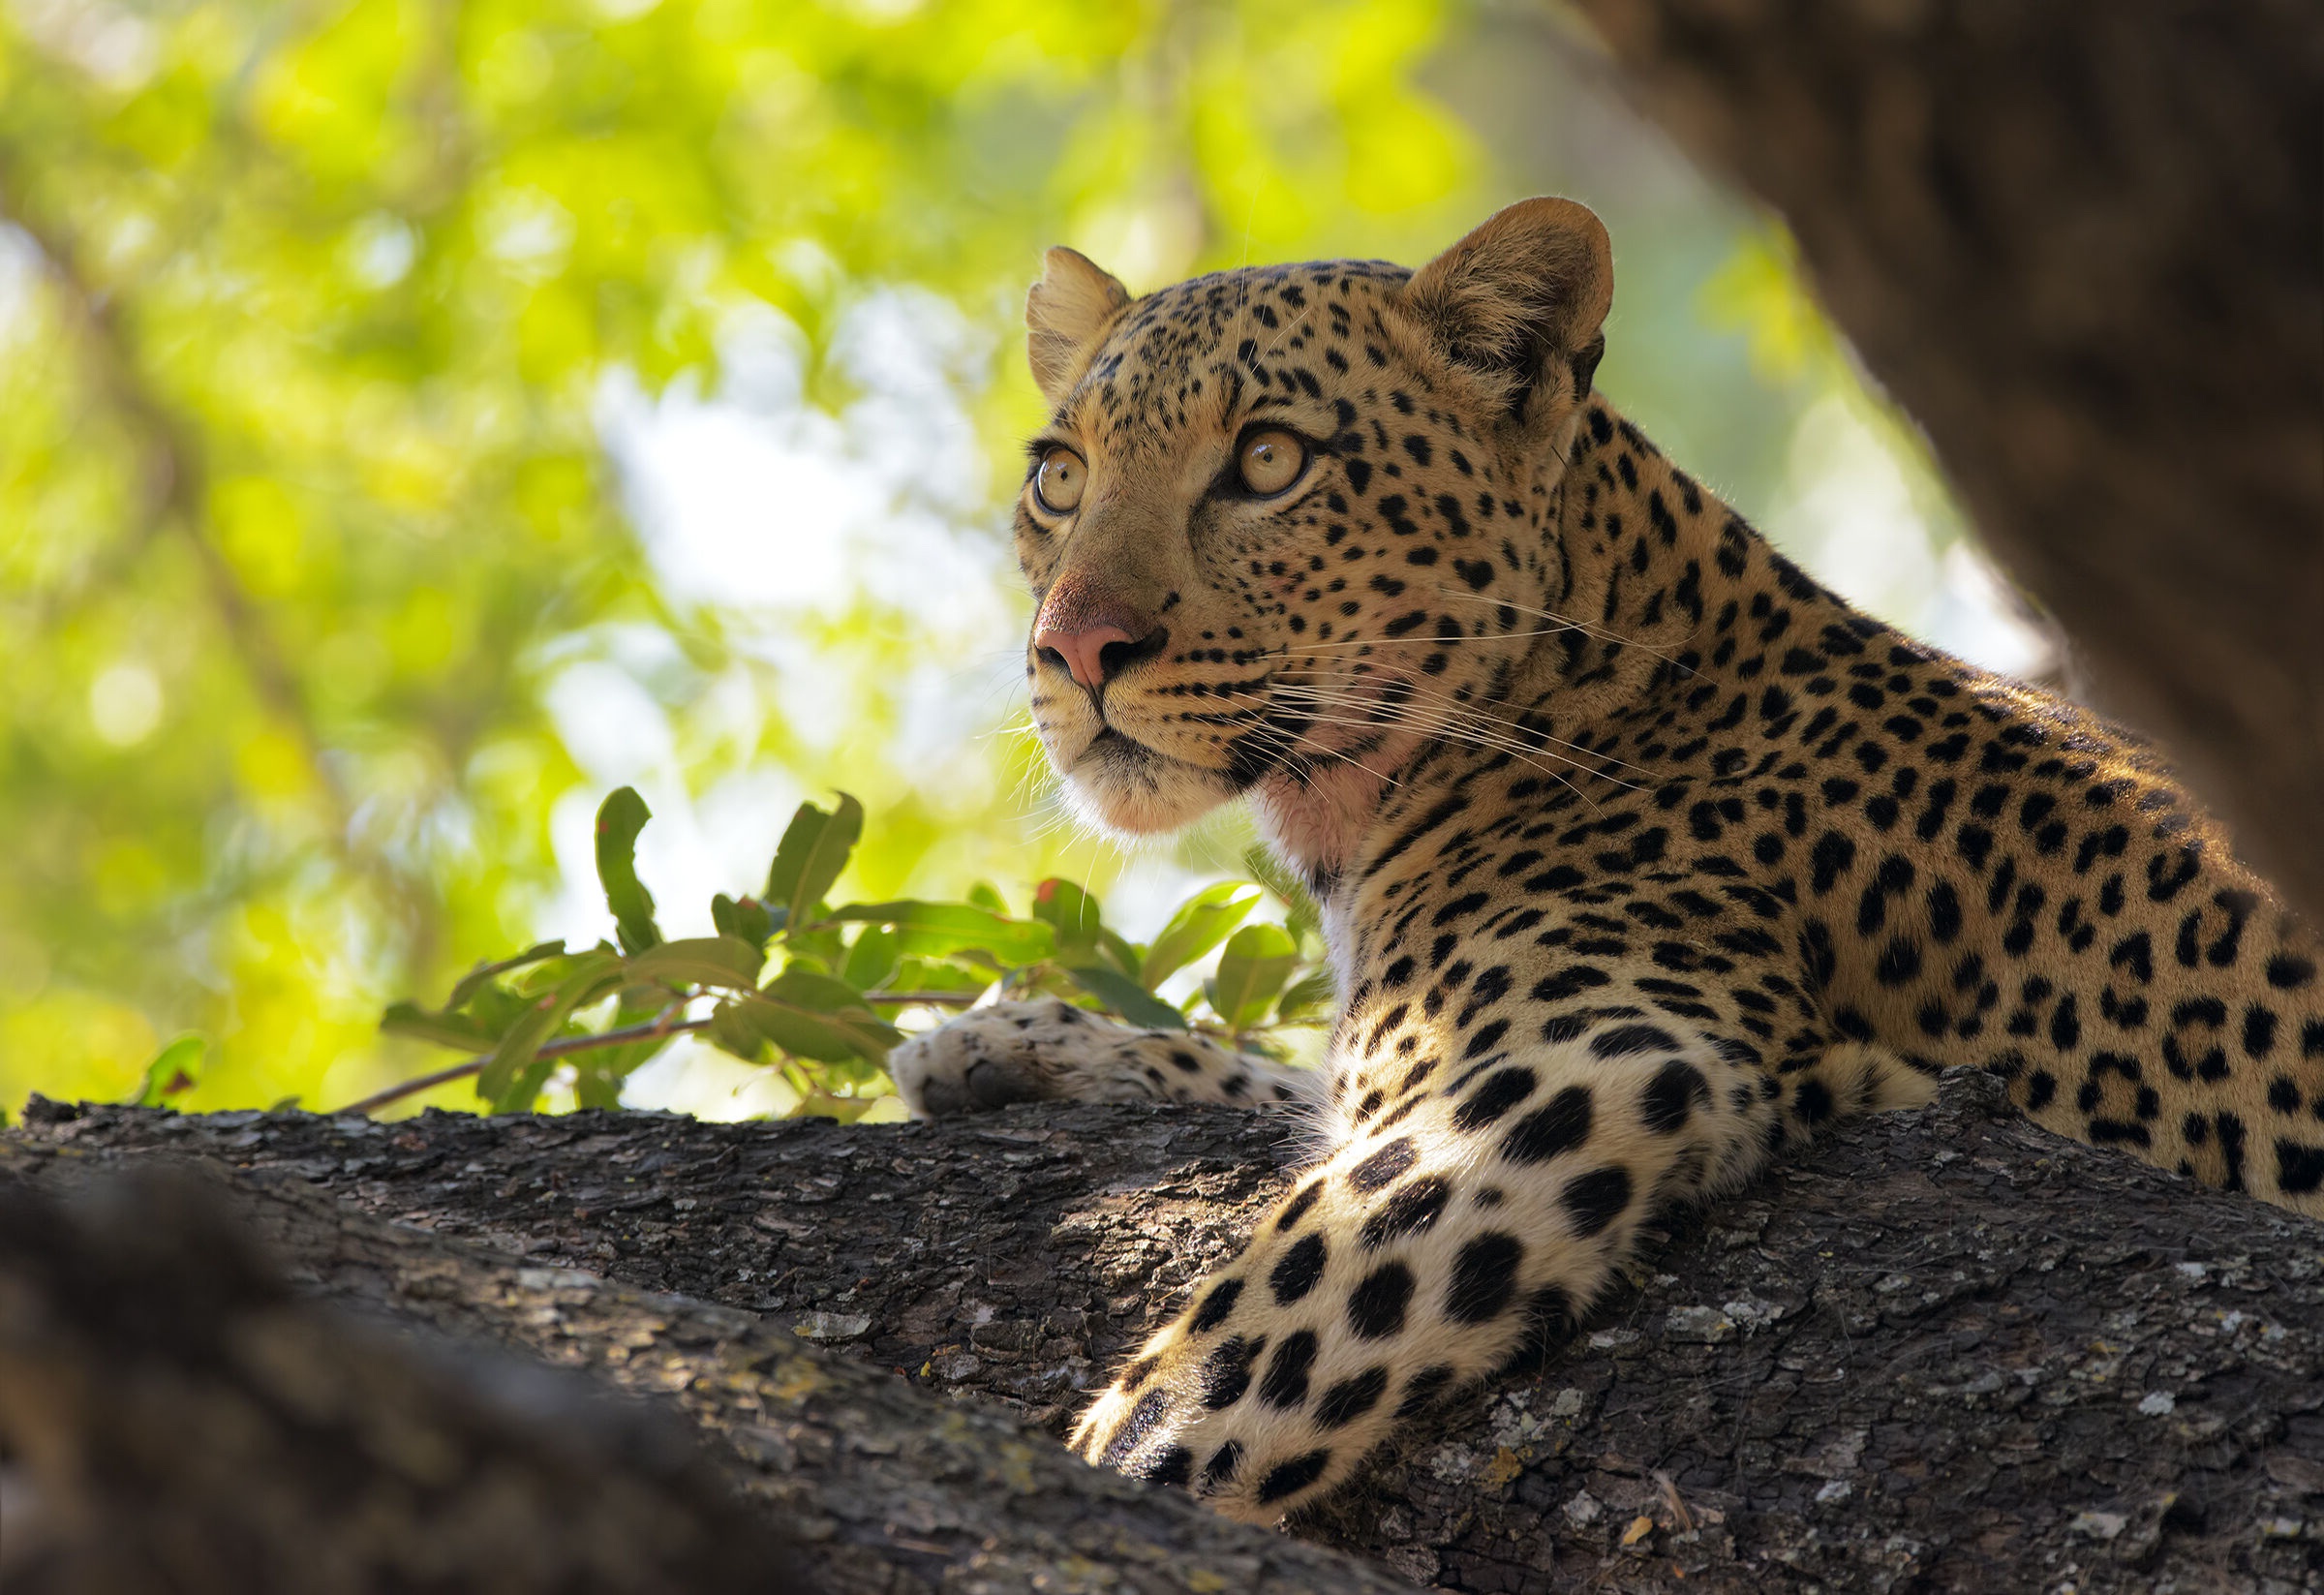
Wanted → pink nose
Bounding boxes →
[1035,621,1137,690]
[1033,575,1160,691]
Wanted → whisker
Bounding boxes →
[1245,720,1400,790]
[1177,654,1653,785]
[1433,587,1696,672]
[1270,672,1655,780]
[1288,626,1596,652]
[1261,296,1321,360]
[1266,693,1623,808]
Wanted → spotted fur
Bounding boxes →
[904,199,2324,1524]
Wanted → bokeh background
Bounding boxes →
[0,0,2053,1119]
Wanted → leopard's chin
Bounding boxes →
[1054,727,1238,837]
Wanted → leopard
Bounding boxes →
[885,198,2324,1526]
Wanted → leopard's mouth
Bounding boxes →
[1049,720,1245,837]
[1080,725,1159,766]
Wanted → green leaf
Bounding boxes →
[1031,877,1104,954]
[1096,928,1145,979]
[881,958,990,998]
[1141,882,1262,990]
[966,880,1009,915]
[826,901,1055,966]
[763,793,864,925]
[623,936,766,991]
[380,1000,500,1052]
[721,974,904,1063]
[446,940,568,1011]
[722,998,861,1062]
[1066,965,1189,1030]
[492,1058,562,1117]
[1206,923,1301,1029]
[707,999,769,1061]
[843,924,902,990]
[711,894,776,947]
[475,951,626,1111]
[1273,965,1338,1025]
[761,965,876,1015]
[126,1035,204,1108]
[571,1074,627,1111]
[595,788,662,956]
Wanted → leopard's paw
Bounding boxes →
[887,998,1153,1118]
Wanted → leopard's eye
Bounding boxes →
[1033,446,1086,514]
[1238,428,1306,497]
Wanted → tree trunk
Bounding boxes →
[1568,0,2324,923]
[14,1080,2323,1591]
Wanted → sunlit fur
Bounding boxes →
[902,199,2324,1526]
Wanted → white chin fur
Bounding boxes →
[1053,737,1234,837]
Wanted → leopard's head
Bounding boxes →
[1014,199,1612,869]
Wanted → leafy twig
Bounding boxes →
[343,986,985,1117]
[342,1016,714,1117]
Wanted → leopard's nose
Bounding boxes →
[1032,578,1167,690]
[1036,621,1147,690]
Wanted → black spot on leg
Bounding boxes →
[1202,1440,1244,1487]
[1190,1276,1243,1333]
[1258,1330,1318,1408]
[1500,1086,1593,1164]
[1792,1078,1836,1122]
[1347,1262,1416,1338]
[1590,1023,1680,1058]
[1270,1234,1328,1304]
[1640,1060,1710,1134]
[1100,1388,1173,1469]
[1452,1066,1538,1128]
[1275,1180,1324,1231]
[2278,1141,2324,1195]
[1348,1136,1418,1191]
[1360,1176,1452,1248]
[1559,1168,1633,1238]
[1199,1334,1264,1409]
[1314,1366,1391,1428]
[1445,1231,1525,1323]
[1257,1449,1333,1505]
[1143,1445,1194,1487]
[2265,953,2316,990]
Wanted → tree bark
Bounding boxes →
[0,1128,1411,1595]
[0,1157,806,1595]
[1567,0,2324,923]
[14,1079,2323,1592]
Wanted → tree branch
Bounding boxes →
[0,1129,1413,1595]
[17,1078,2324,1591]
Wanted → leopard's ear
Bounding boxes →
[1396,198,1612,431]
[1027,247,1132,406]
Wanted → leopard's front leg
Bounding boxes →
[889,997,1313,1118]
[1069,1014,1925,1521]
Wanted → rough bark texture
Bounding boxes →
[0,1126,1415,1595]
[0,1159,802,1595]
[15,1077,2324,1592]
[1569,0,2324,922]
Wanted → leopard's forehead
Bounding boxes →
[1066,258,1413,445]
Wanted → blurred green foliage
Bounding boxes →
[370,786,1330,1120]
[0,0,1955,1119]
